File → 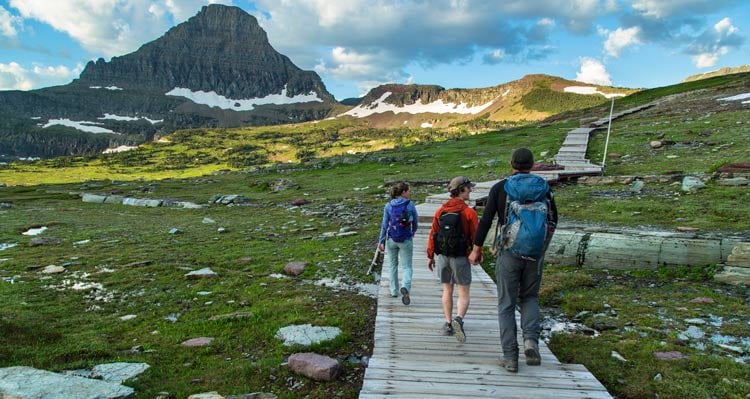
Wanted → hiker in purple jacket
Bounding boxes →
[468,148,558,373]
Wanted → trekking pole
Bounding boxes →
[366,244,381,275]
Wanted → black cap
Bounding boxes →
[511,148,534,170]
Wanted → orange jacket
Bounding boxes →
[427,197,479,259]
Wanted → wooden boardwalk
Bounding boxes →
[359,227,612,398]
[358,103,667,397]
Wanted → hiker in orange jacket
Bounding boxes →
[427,176,479,343]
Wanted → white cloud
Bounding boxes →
[687,16,742,69]
[0,62,32,90]
[0,61,80,90]
[602,26,642,57]
[253,0,610,87]
[630,0,724,19]
[7,0,232,58]
[0,5,22,37]
[314,46,405,95]
[575,57,612,86]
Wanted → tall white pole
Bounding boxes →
[601,97,615,173]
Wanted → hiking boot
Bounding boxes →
[441,322,454,336]
[524,339,541,366]
[499,358,518,373]
[400,287,410,305]
[451,316,466,343]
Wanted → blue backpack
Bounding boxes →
[388,200,413,242]
[500,174,550,260]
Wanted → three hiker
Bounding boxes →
[378,182,419,305]
[469,148,558,372]
[426,176,479,342]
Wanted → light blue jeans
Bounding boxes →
[386,238,413,296]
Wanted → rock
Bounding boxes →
[90,362,150,383]
[40,265,66,274]
[226,393,277,399]
[202,217,216,224]
[181,337,214,347]
[611,351,627,362]
[681,176,706,192]
[0,366,134,398]
[290,199,308,206]
[185,267,218,279]
[653,351,689,360]
[689,297,715,304]
[717,162,750,173]
[82,193,108,203]
[628,180,644,193]
[208,311,254,321]
[122,198,162,207]
[29,237,63,247]
[188,392,225,399]
[168,228,182,234]
[650,140,664,149]
[717,177,749,186]
[283,261,306,276]
[679,325,705,340]
[287,353,341,381]
[275,324,341,346]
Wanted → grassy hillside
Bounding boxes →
[1,73,748,398]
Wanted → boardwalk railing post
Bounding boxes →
[601,97,615,173]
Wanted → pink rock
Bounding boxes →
[181,337,214,347]
[689,297,715,304]
[291,199,308,206]
[284,261,306,276]
[288,352,341,381]
[653,351,689,360]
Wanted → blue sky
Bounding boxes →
[0,0,748,101]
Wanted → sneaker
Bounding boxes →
[499,358,518,373]
[451,316,466,343]
[441,322,454,335]
[524,339,541,366]
[400,287,410,305]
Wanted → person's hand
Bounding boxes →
[427,258,435,271]
[378,243,385,252]
[468,246,483,265]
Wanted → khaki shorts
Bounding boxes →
[436,254,472,285]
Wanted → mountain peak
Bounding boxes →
[75,4,333,101]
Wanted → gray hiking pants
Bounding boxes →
[496,251,543,360]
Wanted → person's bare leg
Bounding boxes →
[455,284,470,319]
[442,283,454,322]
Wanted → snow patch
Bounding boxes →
[564,86,625,99]
[43,119,117,134]
[90,86,123,91]
[99,113,163,124]
[420,122,433,128]
[103,145,138,154]
[0,243,18,251]
[166,85,323,111]
[339,91,494,118]
[718,92,750,102]
[22,226,47,236]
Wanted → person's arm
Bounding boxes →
[409,201,419,233]
[378,203,390,250]
[426,207,441,271]
[466,208,480,262]
[469,182,504,263]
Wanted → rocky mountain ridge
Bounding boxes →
[0,4,337,159]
